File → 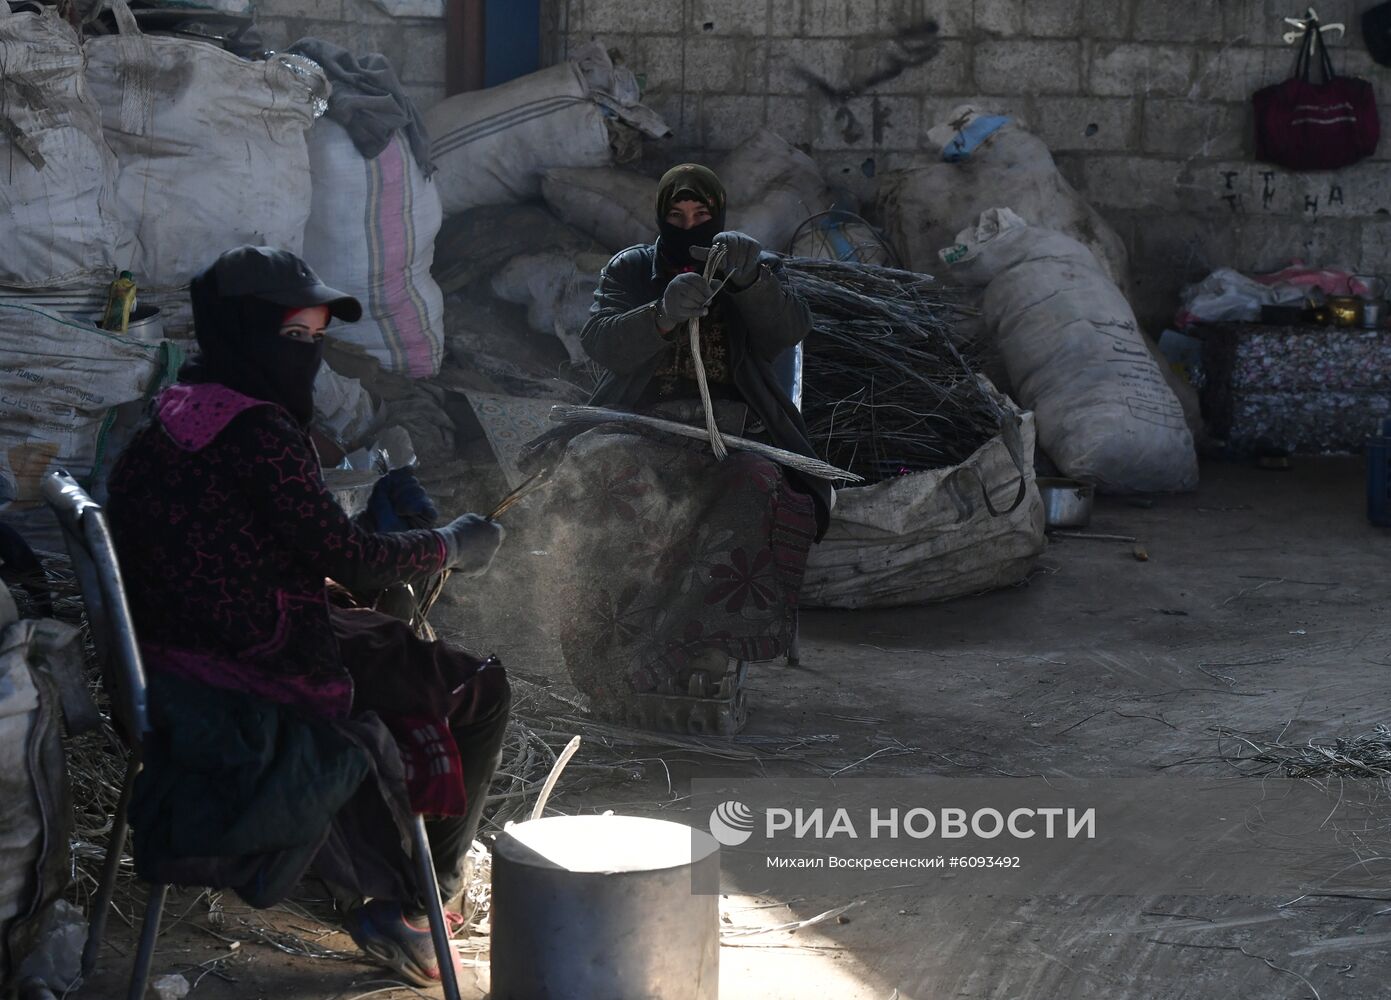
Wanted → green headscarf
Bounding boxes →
[655,163,727,228]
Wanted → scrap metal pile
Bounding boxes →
[783,257,1002,484]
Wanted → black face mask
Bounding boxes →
[657,216,724,271]
[183,272,325,426]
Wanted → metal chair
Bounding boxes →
[771,344,804,668]
[42,470,462,1000]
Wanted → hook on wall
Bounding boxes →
[1282,7,1346,44]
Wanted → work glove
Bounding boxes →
[434,513,505,577]
[366,467,439,532]
[656,271,715,330]
[710,231,764,290]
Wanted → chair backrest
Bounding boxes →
[771,343,803,412]
[42,470,151,745]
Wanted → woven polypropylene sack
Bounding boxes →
[802,402,1046,609]
[0,298,167,513]
[0,4,124,289]
[302,122,444,377]
[947,210,1197,494]
[85,0,325,292]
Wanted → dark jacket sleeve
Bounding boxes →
[579,248,670,375]
[222,407,447,589]
[726,254,812,362]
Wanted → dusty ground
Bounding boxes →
[75,456,1391,999]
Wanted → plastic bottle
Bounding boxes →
[100,270,137,333]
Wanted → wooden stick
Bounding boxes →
[549,404,864,483]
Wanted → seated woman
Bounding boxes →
[533,164,830,732]
[105,246,509,987]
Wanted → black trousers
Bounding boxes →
[426,677,512,904]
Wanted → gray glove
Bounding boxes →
[435,513,504,577]
[656,271,714,330]
[713,231,763,289]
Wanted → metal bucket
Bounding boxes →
[88,305,164,342]
[1037,477,1094,528]
[490,814,720,999]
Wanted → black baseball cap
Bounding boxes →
[211,245,362,323]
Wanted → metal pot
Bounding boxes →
[491,815,720,999]
[89,305,163,342]
[1037,477,1094,528]
[1362,299,1386,329]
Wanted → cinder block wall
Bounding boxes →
[545,0,1391,332]
[253,0,448,115]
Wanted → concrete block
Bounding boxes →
[681,36,768,92]
[1226,0,1360,47]
[974,40,1081,95]
[1232,216,1363,273]
[572,0,683,34]
[395,24,447,83]
[630,35,686,94]
[1141,99,1247,158]
[768,37,851,94]
[815,150,889,207]
[1204,159,1391,219]
[801,0,879,37]
[866,38,970,94]
[814,94,921,150]
[1088,43,1193,98]
[1081,0,1131,39]
[250,15,293,47]
[877,0,971,38]
[1188,45,1282,102]
[1132,0,1223,43]
[1131,211,1239,305]
[769,0,801,36]
[765,94,817,147]
[690,0,771,36]
[1030,96,1137,152]
[1023,0,1081,38]
[701,94,768,149]
[1077,155,1198,213]
[265,0,343,22]
[973,0,1020,36]
[834,35,968,95]
[1360,217,1391,273]
[402,81,446,116]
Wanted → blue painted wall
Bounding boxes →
[484,0,541,87]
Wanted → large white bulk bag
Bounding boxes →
[946,209,1197,493]
[541,167,657,253]
[490,251,612,366]
[719,130,834,252]
[426,44,668,217]
[302,122,444,377]
[0,3,123,288]
[803,401,1045,609]
[84,0,326,293]
[0,299,170,512]
[879,106,1131,293]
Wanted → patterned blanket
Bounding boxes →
[538,424,817,706]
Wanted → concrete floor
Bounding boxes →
[77,456,1391,999]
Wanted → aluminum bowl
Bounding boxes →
[1037,477,1094,528]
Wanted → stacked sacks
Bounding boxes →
[0,3,124,289]
[427,41,669,217]
[719,130,835,252]
[84,0,327,334]
[879,105,1131,293]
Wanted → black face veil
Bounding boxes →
[182,267,325,427]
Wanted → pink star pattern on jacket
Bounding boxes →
[106,382,448,718]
